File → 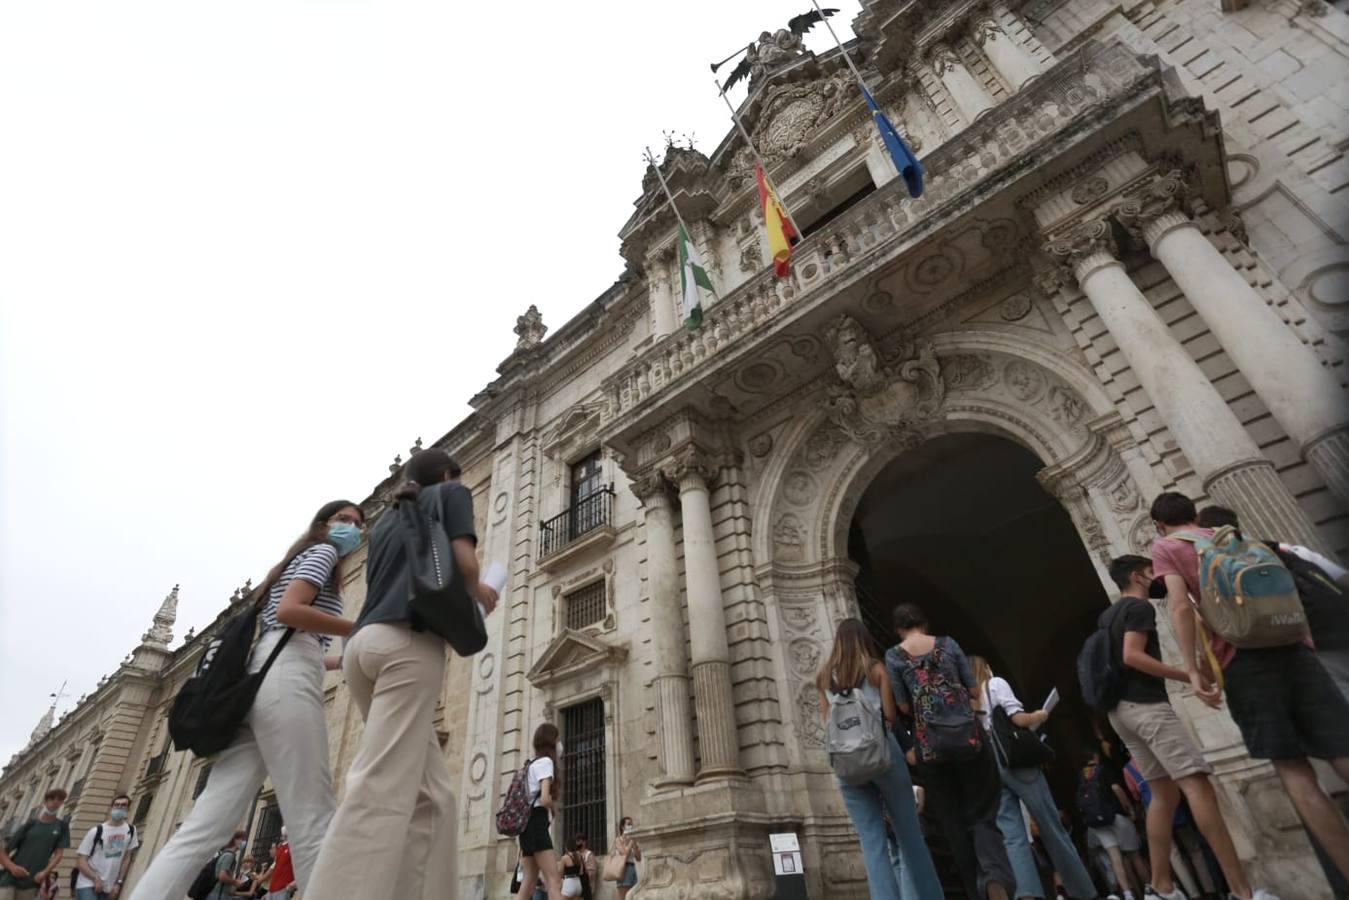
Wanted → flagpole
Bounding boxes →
[713,76,803,237]
[806,0,872,92]
[643,145,718,301]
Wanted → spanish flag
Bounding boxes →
[756,163,799,278]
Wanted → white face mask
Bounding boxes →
[42,806,61,819]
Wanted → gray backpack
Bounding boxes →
[825,674,891,784]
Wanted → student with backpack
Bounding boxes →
[185,831,247,900]
[1150,492,1349,883]
[968,656,1097,900]
[886,604,1014,900]
[817,618,942,900]
[72,794,139,900]
[131,500,365,900]
[508,723,564,900]
[1076,754,1145,900]
[307,450,497,900]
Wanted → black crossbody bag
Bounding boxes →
[398,486,488,657]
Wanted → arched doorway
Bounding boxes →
[847,430,1112,889]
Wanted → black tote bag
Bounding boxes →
[398,489,488,657]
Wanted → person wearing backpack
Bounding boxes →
[886,604,1014,900]
[1105,553,1274,900]
[817,618,942,900]
[968,656,1096,900]
[511,723,564,900]
[131,500,365,900]
[307,450,498,900]
[73,794,139,900]
[1150,492,1349,883]
[1076,755,1144,900]
[0,788,70,900]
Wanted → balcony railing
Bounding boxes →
[539,487,615,560]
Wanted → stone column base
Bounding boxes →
[692,660,745,781]
[654,673,695,787]
[1203,457,1325,551]
[1305,424,1349,519]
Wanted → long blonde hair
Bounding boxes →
[969,654,993,711]
[817,618,878,692]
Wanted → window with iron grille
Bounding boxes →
[564,582,607,631]
[253,799,283,856]
[193,764,212,799]
[133,793,154,825]
[561,698,607,855]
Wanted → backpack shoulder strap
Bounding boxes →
[93,823,104,850]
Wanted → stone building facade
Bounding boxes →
[4,1,1348,897]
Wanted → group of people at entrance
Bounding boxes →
[820,490,1349,900]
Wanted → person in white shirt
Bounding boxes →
[514,723,563,900]
[74,795,139,900]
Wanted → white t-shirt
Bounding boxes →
[76,821,139,888]
[527,756,555,808]
[979,676,1024,732]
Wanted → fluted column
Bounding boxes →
[633,471,695,787]
[1119,172,1349,516]
[928,41,995,123]
[1047,220,1325,548]
[971,10,1041,90]
[646,251,675,339]
[675,449,743,781]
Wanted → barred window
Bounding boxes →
[564,582,606,631]
[561,698,607,855]
[193,764,212,799]
[253,799,283,856]
[133,794,154,825]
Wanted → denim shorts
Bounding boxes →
[619,861,638,887]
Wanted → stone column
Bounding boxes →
[928,41,995,123]
[633,471,695,787]
[1120,174,1349,516]
[970,10,1041,90]
[646,251,675,339]
[675,449,743,781]
[1047,219,1324,548]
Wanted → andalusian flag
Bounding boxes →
[756,163,799,277]
[677,223,713,329]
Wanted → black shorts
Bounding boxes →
[1225,644,1349,760]
[519,806,553,856]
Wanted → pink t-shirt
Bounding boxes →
[1150,528,1238,670]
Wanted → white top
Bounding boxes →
[1283,543,1349,582]
[979,676,1024,732]
[527,756,555,808]
[75,821,139,888]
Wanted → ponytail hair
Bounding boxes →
[533,722,561,799]
[251,499,362,605]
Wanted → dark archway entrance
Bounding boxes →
[848,431,1111,888]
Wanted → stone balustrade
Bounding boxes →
[600,40,1159,427]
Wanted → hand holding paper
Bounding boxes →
[478,562,507,617]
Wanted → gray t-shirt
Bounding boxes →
[355,481,477,633]
[207,848,237,900]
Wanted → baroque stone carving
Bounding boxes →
[1115,169,1191,242]
[942,353,998,392]
[797,682,826,748]
[1046,385,1086,427]
[928,42,962,77]
[514,305,547,350]
[738,240,763,273]
[822,315,944,449]
[780,604,818,634]
[804,423,847,468]
[1129,514,1154,554]
[748,432,774,458]
[787,638,823,677]
[1070,176,1109,205]
[782,470,819,507]
[999,292,1033,321]
[970,15,1005,47]
[753,70,854,161]
[1003,360,1047,403]
[1045,217,1117,281]
[1108,477,1140,513]
[773,512,808,547]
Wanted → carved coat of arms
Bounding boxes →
[822,315,944,448]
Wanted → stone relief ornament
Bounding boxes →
[797,682,826,748]
[1070,175,1109,206]
[927,42,962,78]
[780,604,818,634]
[1003,359,1047,403]
[822,315,944,449]
[748,432,774,458]
[738,240,763,274]
[970,14,1005,47]
[787,638,823,677]
[1115,169,1191,242]
[942,354,998,392]
[753,69,855,161]
[999,292,1033,322]
[782,470,819,507]
[774,512,808,547]
[1046,385,1086,427]
[1108,477,1140,513]
[1129,514,1154,554]
[514,305,547,350]
[803,423,846,468]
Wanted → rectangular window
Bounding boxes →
[570,452,604,508]
[133,794,154,826]
[563,582,607,631]
[193,764,212,800]
[561,698,607,855]
[253,799,283,857]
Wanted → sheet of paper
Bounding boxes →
[483,562,508,593]
[1043,687,1060,716]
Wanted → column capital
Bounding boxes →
[631,469,674,509]
[927,41,961,77]
[968,9,1005,47]
[1115,169,1193,249]
[674,446,718,492]
[1044,218,1119,285]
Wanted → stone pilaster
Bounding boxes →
[633,471,695,787]
[1045,219,1321,547]
[970,7,1040,90]
[1119,171,1349,525]
[645,250,676,339]
[927,41,995,123]
[674,448,743,782]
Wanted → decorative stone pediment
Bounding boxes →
[542,401,605,462]
[527,629,629,689]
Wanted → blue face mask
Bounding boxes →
[328,522,362,557]
[110,808,127,822]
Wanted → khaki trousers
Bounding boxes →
[307,624,457,900]
[0,886,39,900]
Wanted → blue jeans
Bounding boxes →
[837,735,943,900]
[995,763,1097,899]
[886,832,922,900]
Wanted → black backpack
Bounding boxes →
[1267,543,1348,652]
[168,590,294,757]
[989,704,1054,770]
[69,824,136,893]
[1076,767,1119,828]
[1077,602,1127,712]
[187,850,225,900]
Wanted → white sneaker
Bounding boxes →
[1242,891,1280,900]
[1105,894,1121,900]
[1146,886,1188,900]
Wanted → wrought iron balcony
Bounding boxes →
[539,487,616,562]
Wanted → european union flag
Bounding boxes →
[862,86,924,198]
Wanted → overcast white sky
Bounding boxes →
[0,2,860,764]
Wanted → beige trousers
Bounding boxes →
[307,624,457,900]
[0,886,39,900]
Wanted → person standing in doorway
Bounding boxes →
[611,818,642,900]
[308,449,498,900]
[887,604,1015,900]
[818,618,942,900]
[513,723,563,900]
[968,656,1097,900]
[264,827,293,900]
[74,794,139,900]
[1150,492,1349,882]
[0,789,70,900]
[130,500,364,900]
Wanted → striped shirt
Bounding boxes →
[260,543,343,648]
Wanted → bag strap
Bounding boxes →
[92,823,103,850]
[1192,615,1225,692]
[255,628,296,680]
